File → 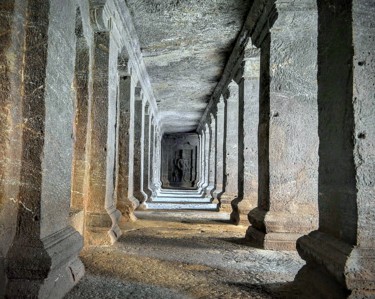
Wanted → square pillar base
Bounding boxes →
[6,227,84,299]
[246,227,303,251]
[85,211,122,246]
[246,208,317,251]
[296,231,375,298]
[230,196,255,225]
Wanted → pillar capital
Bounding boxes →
[89,0,110,32]
[117,56,130,77]
[217,96,225,113]
[242,46,261,79]
[223,80,238,101]
[135,86,142,99]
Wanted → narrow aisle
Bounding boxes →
[66,211,304,299]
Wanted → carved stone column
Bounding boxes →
[127,76,138,207]
[207,114,216,196]
[71,16,90,212]
[213,97,225,201]
[220,81,239,212]
[296,1,375,297]
[116,63,137,220]
[155,129,163,190]
[4,1,84,297]
[84,2,122,245]
[201,124,210,194]
[197,134,203,189]
[161,135,169,188]
[132,87,144,203]
[231,47,260,225]
[139,102,151,208]
[148,119,156,196]
[247,2,319,250]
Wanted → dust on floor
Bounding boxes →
[65,211,304,299]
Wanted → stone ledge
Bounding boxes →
[246,227,302,251]
[249,208,317,233]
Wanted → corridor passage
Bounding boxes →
[66,209,304,299]
[1,1,374,298]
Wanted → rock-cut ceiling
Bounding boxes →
[126,0,252,133]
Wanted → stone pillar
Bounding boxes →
[231,47,260,225]
[71,13,90,212]
[116,68,136,221]
[139,102,151,208]
[296,1,375,297]
[201,124,210,193]
[213,97,225,200]
[161,135,169,188]
[220,81,239,212]
[196,134,203,188]
[127,77,138,207]
[207,114,216,196]
[132,87,144,203]
[148,119,155,196]
[247,2,319,250]
[4,1,84,297]
[84,3,122,245]
[0,1,23,294]
[155,129,163,190]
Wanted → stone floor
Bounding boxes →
[65,211,305,299]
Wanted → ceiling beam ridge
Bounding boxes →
[106,0,160,128]
[196,0,275,132]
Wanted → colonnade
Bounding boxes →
[0,0,164,297]
[0,0,373,298]
[195,1,374,297]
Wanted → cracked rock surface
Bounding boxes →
[125,0,251,133]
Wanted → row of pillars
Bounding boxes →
[71,4,163,245]
[196,1,374,297]
[0,0,163,297]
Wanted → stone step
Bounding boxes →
[152,197,212,203]
[156,192,204,198]
[146,202,218,211]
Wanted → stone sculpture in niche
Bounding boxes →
[161,133,198,189]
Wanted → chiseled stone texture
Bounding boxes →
[125,0,252,133]
[116,76,137,220]
[220,81,239,210]
[0,1,27,295]
[3,0,85,297]
[247,1,319,250]
[132,94,144,203]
